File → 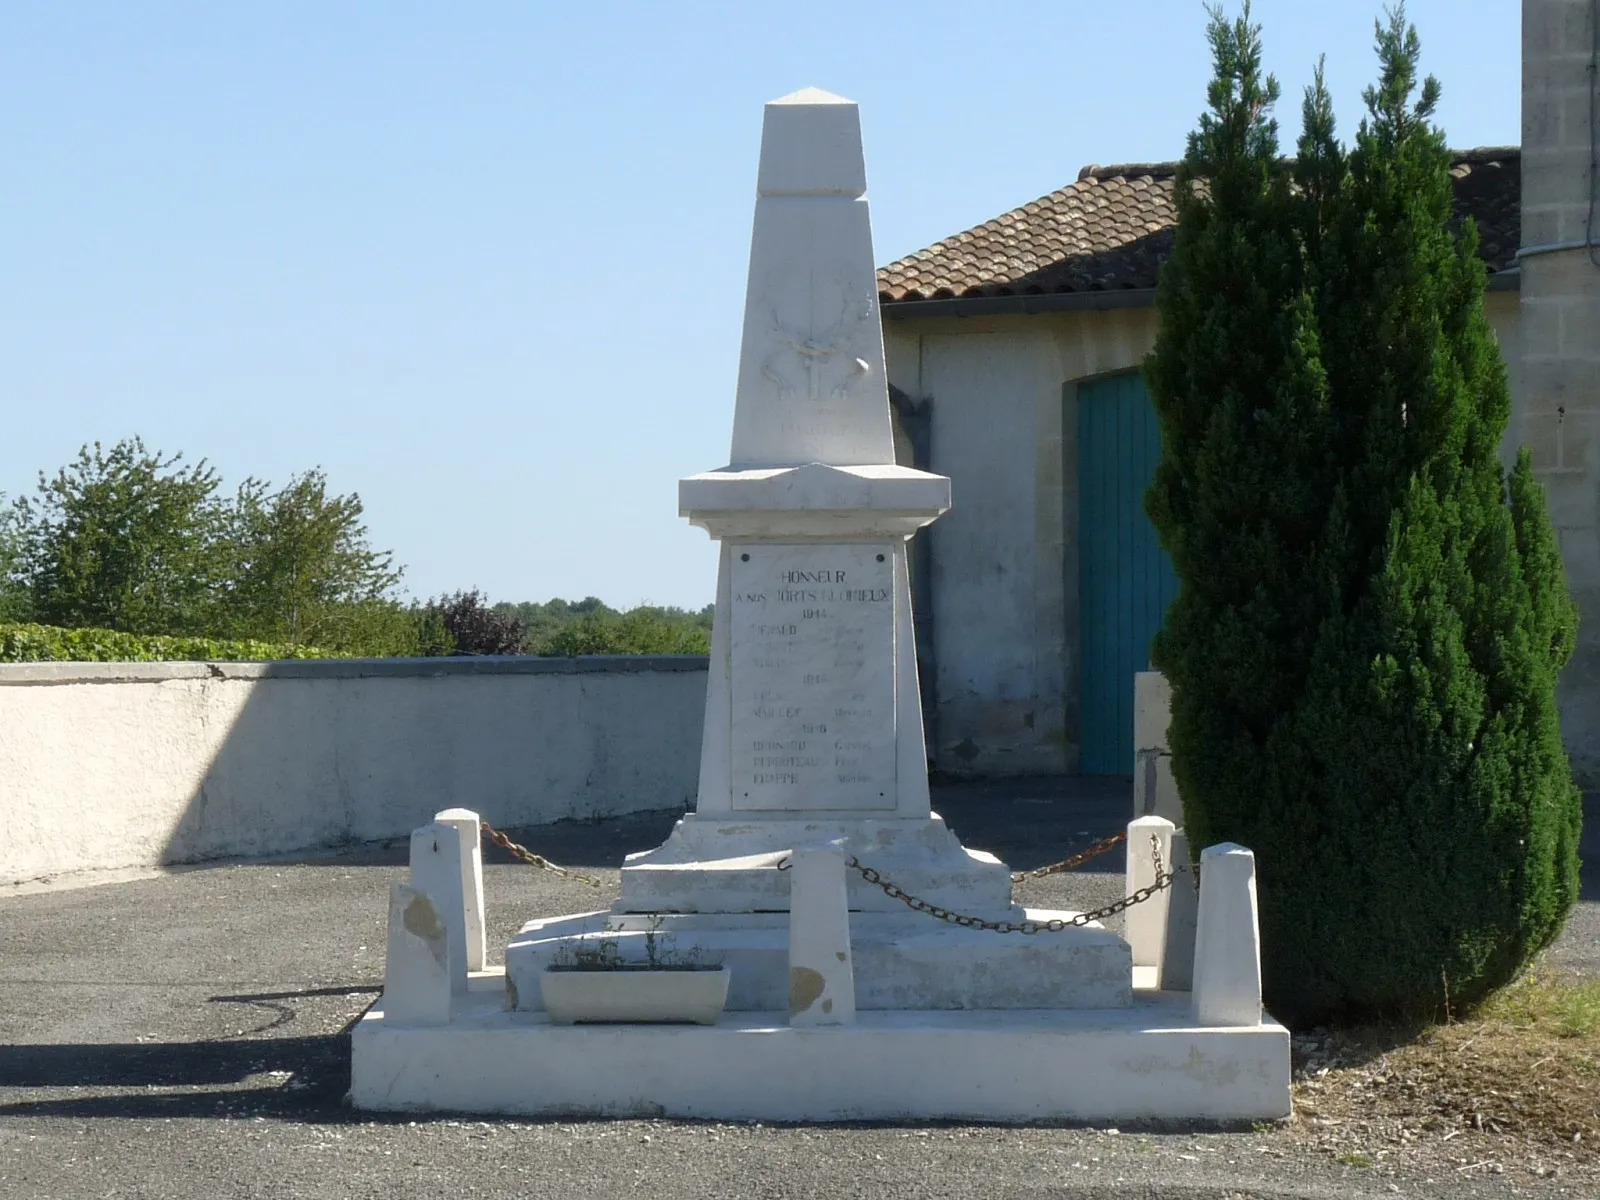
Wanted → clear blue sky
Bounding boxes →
[0,2,1519,610]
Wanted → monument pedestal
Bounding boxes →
[352,982,1290,1122]
[505,906,1132,1013]
[615,811,1013,914]
[350,86,1290,1123]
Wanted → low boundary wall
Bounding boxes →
[0,656,709,886]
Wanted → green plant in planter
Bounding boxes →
[548,916,722,972]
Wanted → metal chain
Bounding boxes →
[479,821,603,887]
[1009,830,1127,883]
[833,834,1174,935]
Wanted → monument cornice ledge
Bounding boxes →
[682,510,943,539]
[679,462,950,528]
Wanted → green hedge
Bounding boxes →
[0,623,348,663]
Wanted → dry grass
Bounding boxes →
[1289,971,1600,1174]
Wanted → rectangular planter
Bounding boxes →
[540,966,731,1025]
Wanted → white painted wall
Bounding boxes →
[889,298,1546,778]
[0,657,707,886]
[886,307,1158,775]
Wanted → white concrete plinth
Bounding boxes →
[1125,816,1174,972]
[1193,843,1264,1027]
[433,808,486,972]
[350,977,1291,1121]
[1160,830,1199,992]
[786,846,856,1025]
[410,822,467,995]
[506,908,1131,1012]
[540,966,731,1027]
[381,884,453,1026]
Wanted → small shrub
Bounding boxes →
[422,589,526,656]
[0,622,346,663]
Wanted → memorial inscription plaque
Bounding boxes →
[730,543,896,811]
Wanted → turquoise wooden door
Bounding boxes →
[1077,372,1179,775]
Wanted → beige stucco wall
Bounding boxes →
[0,657,707,886]
[885,306,1159,775]
[888,285,1557,779]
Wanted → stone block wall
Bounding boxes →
[1522,0,1600,783]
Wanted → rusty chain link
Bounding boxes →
[479,820,603,887]
[779,833,1175,935]
[1009,830,1127,883]
[479,815,1180,926]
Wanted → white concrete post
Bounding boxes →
[410,822,468,995]
[787,846,856,1026]
[433,808,486,972]
[1159,829,1198,991]
[1133,672,1181,824]
[1192,843,1263,1027]
[1125,816,1175,973]
[382,883,453,1025]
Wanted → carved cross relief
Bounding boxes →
[761,276,874,403]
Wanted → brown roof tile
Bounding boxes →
[877,147,1520,305]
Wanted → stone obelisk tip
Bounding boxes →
[758,87,866,198]
[727,86,890,467]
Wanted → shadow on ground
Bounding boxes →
[0,1034,353,1120]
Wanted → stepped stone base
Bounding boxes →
[615,812,1015,915]
[505,908,1132,1012]
[351,974,1292,1122]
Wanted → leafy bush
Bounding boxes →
[1145,8,1581,1025]
[0,622,348,663]
[221,469,403,648]
[423,589,527,656]
[2,440,406,650]
[13,439,229,634]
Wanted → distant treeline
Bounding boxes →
[0,437,712,661]
[425,592,712,657]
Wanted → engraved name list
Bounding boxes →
[729,543,896,811]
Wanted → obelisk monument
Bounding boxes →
[617,88,1012,914]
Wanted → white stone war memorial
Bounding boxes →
[350,89,1291,1121]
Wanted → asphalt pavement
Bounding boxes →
[1,776,1595,1200]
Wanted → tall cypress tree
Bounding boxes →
[1146,5,1582,1025]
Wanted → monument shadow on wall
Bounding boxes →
[157,656,708,869]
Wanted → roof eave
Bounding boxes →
[880,288,1159,320]
[881,268,1520,321]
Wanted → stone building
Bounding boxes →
[1520,0,1600,785]
[876,0,1594,783]
[873,150,1527,779]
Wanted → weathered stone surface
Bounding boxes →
[410,822,467,995]
[382,883,452,1026]
[507,908,1131,1013]
[787,846,856,1026]
[352,988,1292,1121]
[616,813,1013,914]
[730,545,896,812]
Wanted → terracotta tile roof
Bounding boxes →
[877,147,1520,305]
